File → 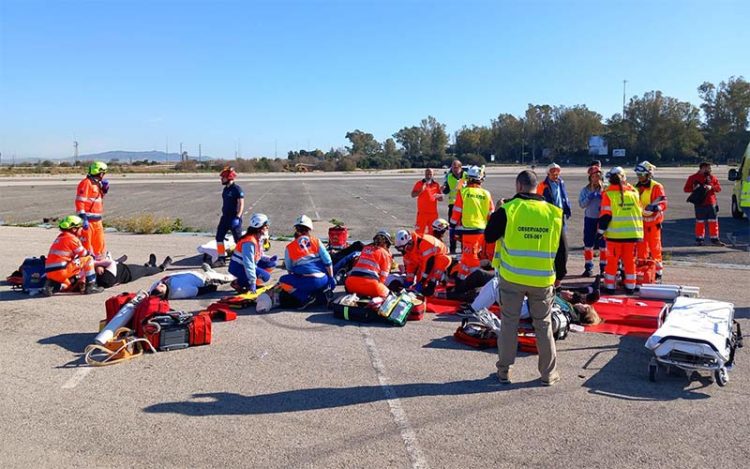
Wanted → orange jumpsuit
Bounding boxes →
[449,183,494,280]
[45,231,95,290]
[635,179,668,276]
[75,175,107,258]
[599,184,643,292]
[401,232,451,287]
[412,179,442,235]
[345,244,393,298]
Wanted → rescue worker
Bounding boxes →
[430,218,450,243]
[411,168,443,235]
[537,163,572,223]
[598,167,643,294]
[75,161,109,259]
[215,166,245,266]
[394,229,451,297]
[484,170,566,386]
[43,215,104,296]
[683,162,725,246]
[449,165,494,281]
[228,213,275,293]
[578,165,607,277]
[344,229,394,298]
[634,161,668,280]
[441,159,466,254]
[278,215,336,309]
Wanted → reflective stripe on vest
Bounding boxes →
[232,236,262,264]
[287,235,322,268]
[458,186,491,230]
[495,198,562,288]
[606,187,643,240]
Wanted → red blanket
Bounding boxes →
[429,294,667,337]
[585,296,667,337]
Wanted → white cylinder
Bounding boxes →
[94,291,148,345]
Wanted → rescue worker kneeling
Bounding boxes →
[394,229,450,297]
[345,229,394,298]
[277,215,336,309]
[43,215,105,296]
[228,213,276,293]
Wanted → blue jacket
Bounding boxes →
[539,176,572,219]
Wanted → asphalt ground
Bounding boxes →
[0,169,749,468]
[0,167,748,268]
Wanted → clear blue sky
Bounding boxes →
[1,0,747,159]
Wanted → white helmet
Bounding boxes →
[466,165,482,180]
[606,166,625,178]
[294,214,314,230]
[634,161,655,176]
[249,213,269,229]
[547,162,561,172]
[374,229,393,246]
[395,229,412,248]
[432,218,449,232]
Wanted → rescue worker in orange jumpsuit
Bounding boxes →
[278,215,336,309]
[683,162,725,246]
[598,167,643,294]
[345,229,394,298]
[411,168,443,235]
[634,161,668,280]
[394,229,451,297]
[75,161,109,259]
[449,165,494,281]
[43,215,104,296]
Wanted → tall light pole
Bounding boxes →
[622,79,628,118]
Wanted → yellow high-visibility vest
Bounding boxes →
[446,171,466,205]
[458,186,492,230]
[606,187,643,240]
[495,198,562,288]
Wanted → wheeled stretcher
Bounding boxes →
[645,297,743,386]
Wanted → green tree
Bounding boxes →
[698,76,750,162]
[345,130,382,157]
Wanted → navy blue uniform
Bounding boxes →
[216,183,245,250]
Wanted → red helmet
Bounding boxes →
[587,165,602,176]
[220,166,237,181]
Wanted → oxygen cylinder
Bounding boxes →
[94,290,148,345]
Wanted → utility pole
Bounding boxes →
[73,140,79,166]
[179,142,183,161]
[165,137,169,163]
[622,79,628,118]
[198,144,202,162]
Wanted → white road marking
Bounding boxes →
[303,183,321,220]
[247,186,274,210]
[360,328,428,469]
[340,187,399,220]
[61,367,92,389]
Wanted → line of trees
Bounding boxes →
[286,75,749,170]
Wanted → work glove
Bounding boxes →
[81,215,90,230]
[645,204,661,212]
[422,280,436,297]
[327,275,337,291]
[412,282,424,294]
[250,285,257,294]
[231,217,242,229]
[100,179,110,194]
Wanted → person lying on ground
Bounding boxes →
[460,276,603,325]
[149,264,234,300]
[95,253,172,288]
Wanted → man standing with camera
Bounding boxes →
[684,162,725,246]
[411,167,443,235]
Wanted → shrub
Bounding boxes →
[106,214,195,234]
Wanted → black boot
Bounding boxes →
[84,282,105,294]
[159,256,173,272]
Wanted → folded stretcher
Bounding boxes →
[645,297,743,386]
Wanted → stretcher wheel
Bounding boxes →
[648,362,657,382]
[715,367,729,387]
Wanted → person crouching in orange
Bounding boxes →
[43,215,105,296]
[394,229,451,297]
[345,230,394,298]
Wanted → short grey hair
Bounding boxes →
[516,170,538,192]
